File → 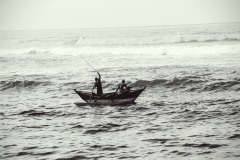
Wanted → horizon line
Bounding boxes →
[0,21,239,32]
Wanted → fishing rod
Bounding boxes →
[79,55,99,102]
[80,55,98,73]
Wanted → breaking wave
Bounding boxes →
[25,49,50,55]
[71,35,240,46]
[2,77,239,92]
[1,42,240,56]
[203,81,240,91]
[129,77,205,87]
[129,77,240,91]
[1,23,240,49]
[0,80,51,91]
[5,32,240,47]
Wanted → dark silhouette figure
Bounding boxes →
[92,72,103,95]
[116,79,128,93]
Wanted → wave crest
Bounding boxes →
[203,81,240,91]
[69,34,240,46]
[129,77,240,91]
[129,77,205,87]
[0,80,51,91]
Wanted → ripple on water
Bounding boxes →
[90,144,128,151]
[228,134,240,139]
[56,155,103,160]
[22,146,39,150]
[83,123,123,134]
[71,125,84,129]
[182,143,227,149]
[17,151,55,156]
[143,138,174,144]
[170,150,192,156]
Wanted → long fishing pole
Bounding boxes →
[80,55,98,73]
[79,55,99,102]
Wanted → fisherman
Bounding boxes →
[115,79,128,93]
[92,72,103,95]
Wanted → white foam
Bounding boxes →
[1,42,239,57]
[73,34,240,46]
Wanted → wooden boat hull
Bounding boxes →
[74,86,146,105]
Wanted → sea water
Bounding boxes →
[0,23,240,159]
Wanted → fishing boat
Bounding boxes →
[74,55,146,105]
[74,86,146,105]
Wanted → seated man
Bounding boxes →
[115,79,128,93]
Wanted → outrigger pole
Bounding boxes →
[80,55,98,73]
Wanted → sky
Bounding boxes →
[0,0,240,30]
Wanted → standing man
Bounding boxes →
[92,72,103,95]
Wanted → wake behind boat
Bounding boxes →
[74,86,146,106]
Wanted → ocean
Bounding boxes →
[0,23,240,160]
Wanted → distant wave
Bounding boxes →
[0,80,51,91]
[129,77,240,91]
[203,81,240,91]
[12,34,240,46]
[129,77,206,87]
[68,35,240,46]
[1,41,239,56]
[26,49,50,55]
[1,77,240,92]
